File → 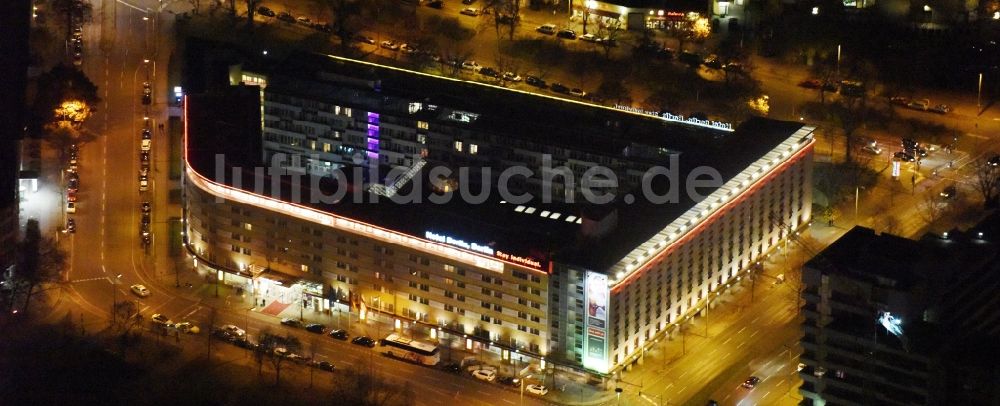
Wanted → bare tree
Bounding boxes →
[244,0,265,31]
[918,190,949,228]
[257,330,301,386]
[596,19,623,60]
[972,158,1000,207]
[314,0,363,47]
[14,220,66,315]
[333,366,415,406]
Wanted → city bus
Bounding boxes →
[379,333,440,366]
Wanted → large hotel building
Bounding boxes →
[182,48,814,376]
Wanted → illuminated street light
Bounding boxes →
[811,6,819,15]
[923,4,931,11]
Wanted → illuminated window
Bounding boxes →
[470,144,479,155]
[344,108,352,117]
[310,140,317,150]
[301,265,309,273]
[454,141,463,152]
[417,121,429,130]
[323,143,331,153]
[409,103,423,114]
[243,223,252,231]
[417,134,426,144]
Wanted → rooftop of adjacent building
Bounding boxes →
[184,39,806,272]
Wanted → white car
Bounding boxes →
[130,284,150,297]
[461,60,481,71]
[380,41,399,50]
[141,139,151,151]
[460,7,480,16]
[862,143,882,155]
[501,72,522,82]
[139,175,149,192]
[66,201,77,214]
[536,24,557,35]
[472,369,496,382]
[220,324,246,337]
[174,322,200,334]
[151,313,172,325]
[526,384,548,395]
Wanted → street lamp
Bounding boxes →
[978,72,983,115]
[836,44,842,77]
[615,387,623,405]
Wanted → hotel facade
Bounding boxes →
[182,51,814,376]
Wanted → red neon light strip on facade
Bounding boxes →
[612,140,815,292]
[182,97,546,274]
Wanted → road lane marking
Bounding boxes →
[501,399,514,404]
[723,336,733,345]
[72,276,113,283]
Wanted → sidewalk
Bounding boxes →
[164,264,616,405]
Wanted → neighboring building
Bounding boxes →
[569,0,708,31]
[799,224,1000,405]
[183,48,814,375]
[0,0,30,274]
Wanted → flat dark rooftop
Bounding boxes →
[185,44,805,272]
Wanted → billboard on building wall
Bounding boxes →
[583,271,609,373]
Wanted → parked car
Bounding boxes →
[131,284,151,297]
[989,155,1000,167]
[742,376,760,389]
[569,88,586,97]
[703,54,722,69]
[220,324,246,337]
[889,96,910,106]
[328,329,349,340]
[296,16,312,25]
[556,29,577,40]
[280,318,304,328]
[862,143,882,155]
[678,51,703,67]
[472,369,497,382]
[579,33,599,43]
[141,139,151,151]
[142,128,151,139]
[426,0,444,8]
[930,104,952,114]
[174,322,200,334]
[276,12,295,23]
[352,336,376,347]
[498,376,520,386]
[550,83,569,94]
[66,201,77,214]
[317,361,335,371]
[478,67,499,78]
[68,176,79,192]
[380,40,399,50]
[442,362,461,373]
[151,313,172,325]
[526,384,548,395]
[902,138,919,150]
[525,75,546,88]
[536,24,557,35]
[462,0,476,4]
[400,43,418,54]
[501,72,521,82]
[257,6,275,17]
[65,218,76,233]
[142,201,151,213]
[460,7,480,16]
[460,60,481,71]
[940,185,957,199]
[355,35,376,45]
[907,98,930,111]
[305,323,327,334]
[138,175,149,192]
